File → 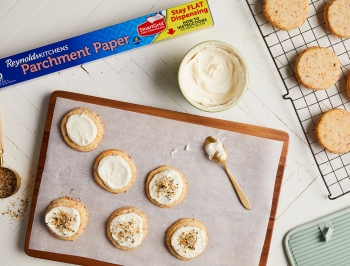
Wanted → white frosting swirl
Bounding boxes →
[171,226,207,258]
[45,206,81,237]
[110,213,143,248]
[66,113,97,146]
[149,169,183,205]
[97,155,132,190]
[205,139,225,160]
[179,41,247,109]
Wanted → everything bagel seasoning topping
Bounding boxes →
[149,169,183,205]
[110,213,143,248]
[171,225,207,258]
[45,206,81,237]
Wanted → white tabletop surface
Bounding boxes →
[1,0,350,265]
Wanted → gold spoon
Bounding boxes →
[205,136,251,210]
[0,111,21,199]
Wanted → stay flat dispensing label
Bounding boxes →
[0,0,213,89]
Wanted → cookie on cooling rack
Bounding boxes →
[61,107,104,152]
[263,0,309,31]
[106,206,148,251]
[45,197,88,241]
[347,73,350,98]
[166,218,208,261]
[93,149,137,194]
[146,165,187,208]
[295,47,340,90]
[324,0,350,39]
[315,109,350,154]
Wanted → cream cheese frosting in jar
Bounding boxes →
[171,226,207,258]
[179,41,248,112]
[149,169,183,205]
[110,213,143,248]
[45,206,81,237]
[97,155,132,190]
[205,139,225,160]
[66,113,97,146]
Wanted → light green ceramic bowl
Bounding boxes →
[178,40,249,112]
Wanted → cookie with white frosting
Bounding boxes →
[166,218,208,260]
[93,149,137,193]
[45,196,88,241]
[106,206,148,251]
[61,107,104,152]
[146,165,187,208]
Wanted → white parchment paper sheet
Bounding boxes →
[29,98,284,266]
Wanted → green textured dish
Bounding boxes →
[178,40,249,113]
[284,207,350,266]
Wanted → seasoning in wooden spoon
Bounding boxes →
[0,168,18,198]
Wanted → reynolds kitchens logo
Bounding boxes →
[137,13,166,37]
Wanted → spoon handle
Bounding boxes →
[221,161,251,210]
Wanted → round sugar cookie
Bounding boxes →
[61,107,104,152]
[165,218,208,261]
[295,47,340,90]
[146,165,187,208]
[45,196,88,241]
[346,73,350,98]
[325,0,350,38]
[93,149,137,194]
[263,0,309,31]
[106,206,148,251]
[315,109,350,154]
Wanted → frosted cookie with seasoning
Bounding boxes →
[324,0,350,38]
[61,107,104,152]
[295,47,340,90]
[93,149,137,193]
[263,0,309,31]
[146,165,187,208]
[106,206,148,251]
[166,218,208,261]
[45,196,88,241]
[315,109,350,154]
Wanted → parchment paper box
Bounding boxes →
[0,0,213,89]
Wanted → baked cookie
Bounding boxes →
[347,73,350,98]
[166,218,208,261]
[146,165,187,208]
[106,206,148,251]
[45,196,88,241]
[263,0,309,31]
[61,107,104,152]
[325,0,350,38]
[93,149,137,194]
[295,47,340,90]
[315,109,350,154]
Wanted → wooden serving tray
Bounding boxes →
[24,91,289,266]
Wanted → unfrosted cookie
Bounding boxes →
[166,218,208,261]
[295,47,340,90]
[263,0,309,31]
[347,73,350,98]
[61,107,104,152]
[45,196,88,241]
[146,165,187,208]
[325,0,350,38]
[106,206,148,251]
[93,149,137,194]
[315,109,350,154]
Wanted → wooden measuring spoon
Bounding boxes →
[0,111,21,198]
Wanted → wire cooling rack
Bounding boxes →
[246,0,350,199]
